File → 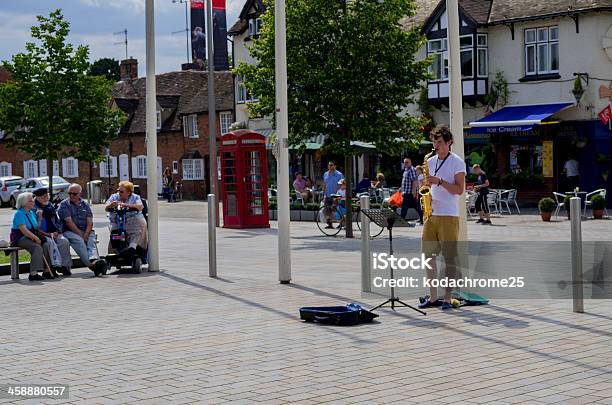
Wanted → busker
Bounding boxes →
[418,125,466,311]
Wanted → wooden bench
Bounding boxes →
[0,247,22,280]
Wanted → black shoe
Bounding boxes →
[29,274,44,281]
[483,220,492,224]
[90,259,107,277]
[57,267,71,276]
[324,224,334,229]
[476,219,484,223]
[43,272,55,279]
[50,266,62,277]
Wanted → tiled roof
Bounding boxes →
[112,71,234,134]
[228,0,266,36]
[488,0,612,23]
[403,0,611,28]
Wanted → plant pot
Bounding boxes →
[593,209,604,219]
[290,210,301,221]
[300,210,316,222]
[566,210,571,220]
[269,209,277,220]
[541,211,552,222]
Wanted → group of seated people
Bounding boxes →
[11,181,148,281]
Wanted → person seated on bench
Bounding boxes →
[11,192,54,281]
[58,184,103,274]
[104,181,148,256]
[33,188,72,276]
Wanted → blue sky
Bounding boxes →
[0,0,243,76]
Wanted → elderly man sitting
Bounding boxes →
[105,181,148,257]
[58,183,106,276]
[34,188,72,276]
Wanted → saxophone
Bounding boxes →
[419,149,435,223]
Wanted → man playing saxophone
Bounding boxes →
[418,124,466,310]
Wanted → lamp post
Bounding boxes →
[145,0,160,271]
[206,0,218,276]
[275,0,291,283]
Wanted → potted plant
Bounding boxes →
[591,194,606,219]
[268,199,277,220]
[538,197,555,222]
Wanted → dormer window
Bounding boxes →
[156,110,161,130]
[248,17,262,36]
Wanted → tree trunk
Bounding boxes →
[344,154,354,238]
[47,153,54,203]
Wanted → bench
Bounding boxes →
[0,247,22,280]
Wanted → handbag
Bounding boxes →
[24,211,46,245]
[388,191,403,207]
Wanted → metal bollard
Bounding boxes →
[208,193,217,278]
[360,195,371,293]
[570,197,583,313]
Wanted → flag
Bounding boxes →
[598,105,611,126]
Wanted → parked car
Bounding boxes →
[10,176,71,208]
[0,176,25,207]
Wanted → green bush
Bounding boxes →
[501,172,545,189]
[305,202,319,211]
[291,203,304,210]
[269,201,277,210]
[538,197,555,213]
[591,194,606,210]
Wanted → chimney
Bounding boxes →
[120,58,138,81]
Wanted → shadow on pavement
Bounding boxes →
[159,272,378,344]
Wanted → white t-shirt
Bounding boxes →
[564,159,579,177]
[428,152,466,217]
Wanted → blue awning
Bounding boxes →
[469,102,573,134]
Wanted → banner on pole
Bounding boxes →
[191,0,206,70]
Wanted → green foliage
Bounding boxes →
[290,202,304,210]
[305,202,319,211]
[234,0,430,157]
[573,76,583,92]
[538,197,555,213]
[0,9,125,194]
[563,195,572,210]
[485,71,510,108]
[88,58,121,82]
[591,194,606,210]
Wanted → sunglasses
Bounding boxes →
[68,192,79,196]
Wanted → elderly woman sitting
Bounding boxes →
[10,192,54,281]
[104,181,148,255]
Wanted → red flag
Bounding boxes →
[191,0,204,9]
[599,105,612,126]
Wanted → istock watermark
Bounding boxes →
[372,253,433,270]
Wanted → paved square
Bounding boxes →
[0,202,611,404]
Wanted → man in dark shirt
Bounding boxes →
[34,188,72,275]
[58,183,105,274]
[472,164,491,224]
[400,157,423,223]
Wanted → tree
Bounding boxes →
[235,0,430,237]
[88,58,121,82]
[0,10,124,200]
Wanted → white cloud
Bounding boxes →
[79,0,177,14]
[0,11,39,62]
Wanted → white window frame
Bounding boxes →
[220,111,233,135]
[183,114,199,138]
[255,17,262,34]
[236,75,258,104]
[182,158,204,180]
[427,38,448,81]
[524,26,559,76]
[62,157,79,178]
[24,160,38,179]
[156,110,162,130]
[0,161,12,177]
[477,33,488,78]
[459,34,473,79]
[100,156,118,178]
[132,155,147,179]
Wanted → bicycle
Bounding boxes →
[316,195,384,237]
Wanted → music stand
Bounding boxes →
[361,208,426,315]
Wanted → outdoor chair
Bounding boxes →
[487,189,501,215]
[583,189,608,218]
[499,189,520,215]
[552,192,566,219]
[466,192,477,218]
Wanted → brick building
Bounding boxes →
[0,59,235,201]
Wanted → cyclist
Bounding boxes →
[322,161,344,228]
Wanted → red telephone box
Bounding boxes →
[220,130,269,228]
